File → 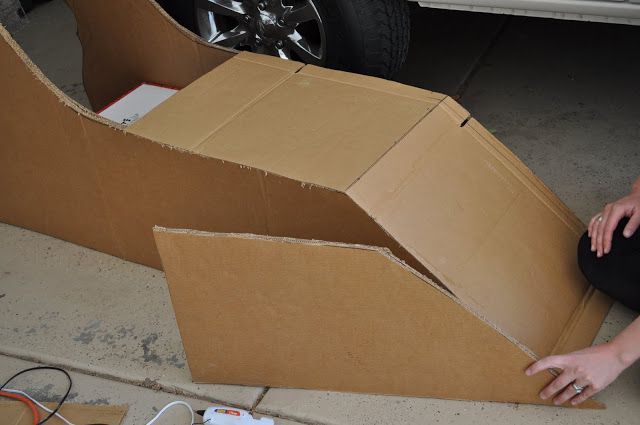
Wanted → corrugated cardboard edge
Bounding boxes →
[153,227,604,409]
[1,400,127,425]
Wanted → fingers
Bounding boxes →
[525,356,566,376]
[588,214,600,238]
[623,210,640,238]
[590,214,602,252]
[602,206,625,255]
[595,204,611,257]
[553,381,585,405]
[596,203,625,257]
[570,385,598,406]
[539,370,574,400]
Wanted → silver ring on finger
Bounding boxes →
[597,215,603,222]
[572,383,585,394]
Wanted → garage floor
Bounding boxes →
[1,1,639,424]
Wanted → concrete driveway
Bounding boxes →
[1,1,639,424]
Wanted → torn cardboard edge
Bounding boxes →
[153,227,605,409]
[1,400,127,425]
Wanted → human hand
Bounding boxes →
[588,189,640,258]
[525,343,627,406]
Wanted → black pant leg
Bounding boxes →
[577,218,640,311]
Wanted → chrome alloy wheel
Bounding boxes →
[195,0,326,65]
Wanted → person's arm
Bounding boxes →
[589,176,640,257]
[526,315,640,405]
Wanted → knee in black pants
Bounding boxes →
[577,232,611,294]
[577,217,640,310]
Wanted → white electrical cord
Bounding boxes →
[3,388,77,425]
[145,400,195,425]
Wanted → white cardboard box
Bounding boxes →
[98,83,177,126]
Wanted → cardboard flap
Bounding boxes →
[65,0,235,111]
[153,227,603,408]
[1,401,127,425]
[348,101,611,357]
[131,55,444,191]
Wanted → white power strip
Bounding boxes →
[202,407,274,425]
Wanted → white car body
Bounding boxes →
[412,0,640,25]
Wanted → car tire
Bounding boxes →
[317,0,410,79]
[165,0,410,79]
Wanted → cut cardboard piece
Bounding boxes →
[153,228,603,409]
[0,0,612,407]
[0,24,423,275]
[1,400,127,425]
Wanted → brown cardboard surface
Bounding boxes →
[348,101,610,358]
[299,64,445,103]
[131,54,442,191]
[65,0,235,111]
[1,401,127,425]
[0,24,428,275]
[0,25,117,256]
[130,52,305,151]
[153,228,602,408]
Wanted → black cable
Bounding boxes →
[0,366,72,425]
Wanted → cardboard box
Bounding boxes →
[0,0,611,407]
[98,83,178,126]
[1,400,127,425]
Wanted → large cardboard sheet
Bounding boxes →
[154,228,603,408]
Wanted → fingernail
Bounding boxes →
[591,245,595,251]
[624,231,631,238]
[539,393,547,400]
[571,400,577,406]
[525,370,531,376]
